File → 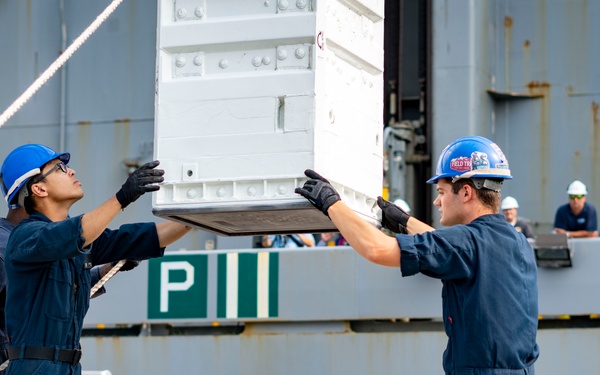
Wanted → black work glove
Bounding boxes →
[115,160,164,208]
[294,169,341,216]
[377,196,410,234]
[112,260,141,272]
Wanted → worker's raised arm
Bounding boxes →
[327,201,400,267]
[295,169,400,267]
[377,197,435,235]
[80,161,164,247]
[156,221,193,247]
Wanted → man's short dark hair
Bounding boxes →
[23,179,36,215]
[448,178,501,212]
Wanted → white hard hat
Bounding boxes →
[393,199,411,213]
[567,180,587,195]
[501,196,519,210]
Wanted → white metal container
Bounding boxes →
[153,0,385,235]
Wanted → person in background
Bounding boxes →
[553,180,598,238]
[501,196,534,239]
[261,233,315,248]
[295,135,539,374]
[316,232,347,246]
[0,143,192,374]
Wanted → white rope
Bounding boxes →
[90,259,126,298]
[0,0,125,128]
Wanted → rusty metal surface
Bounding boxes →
[432,0,600,233]
[79,327,600,374]
[84,239,600,327]
[81,331,449,374]
[2,1,600,373]
[0,0,216,251]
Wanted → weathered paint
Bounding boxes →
[85,241,600,326]
[504,15,513,89]
[0,0,216,250]
[435,0,600,231]
[528,81,551,215]
[80,328,600,374]
[523,39,531,85]
[2,1,600,374]
[593,102,600,197]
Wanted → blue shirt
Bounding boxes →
[4,212,164,375]
[396,214,539,374]
[553,202,598,232]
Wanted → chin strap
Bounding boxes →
[470,178,503,192]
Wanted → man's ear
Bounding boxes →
[30,183,48,198]
[461,184,475,202]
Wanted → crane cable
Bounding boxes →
[0,0,124,128]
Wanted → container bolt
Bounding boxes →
[217,187,226,197]
[277,49,288,60]
[219,59,229,69]
[175,56,186,67]
[194,7,205,18]
[187,189,197,199]
[295,48,306,59]
[247,186,257,197]
[264,1,270,7]
[193,55,202,66]
[296,0,307,9]
[278,0,289,10]
[252,57,262,67]
[262,56,272,65]
[277,185,287,195]
[176,8,187,19]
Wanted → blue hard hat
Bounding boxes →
[427,136,512,185]
[0,144,70,207]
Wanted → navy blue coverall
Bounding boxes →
[4,212,164,375]
[0,218,108,371]
[396,214,539,375]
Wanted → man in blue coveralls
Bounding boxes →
[0,144,192,375]
[0,205,141,373]
[296,136,539,374]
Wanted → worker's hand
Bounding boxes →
[112,260,141,272]
[295,169,340,216]
[116,160,164,208]
[377,197,410,234]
